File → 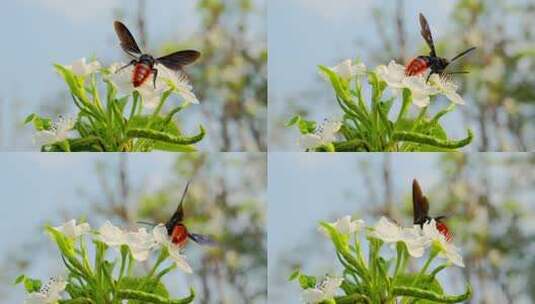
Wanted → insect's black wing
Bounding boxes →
[188,233,217,246]
[114,21,142,57]
[157,50,201,71]
[412,179,429,225]
[165,182,191,232]
[419,13,436,57]
[450,47,476,63]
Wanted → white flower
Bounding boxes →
[24,277,66,304]
[301,276,343,304]
[376,60,438,107]
[376,60,407,90]
[108,63,198,108]
[299,119,341,150]
[402,76,438,107]
[153,224,192,273]
[98,221,155,262]
[54,219,90,239]
[33,116,75,146]
[369,217,427,257]
[66,58,101,77]
[320,216,364,236]
[429,74,465,105]
[328,59,367,80]
[421,219,464,267]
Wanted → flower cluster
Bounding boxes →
[17,219,195,304]
[25,57,205,152]
[288,59,473,152]
[291,216,471,304]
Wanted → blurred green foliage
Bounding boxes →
[161,0,267,151]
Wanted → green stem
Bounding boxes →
[395,89,412,126]
[393,242,405,280]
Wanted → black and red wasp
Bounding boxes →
[139,182,215,247]
[113,21,200,88]
[405,13,476,82]
[412,179,452,241]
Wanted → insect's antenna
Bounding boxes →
[137,221,157,227]
[178,181,191,208]
[450,47,476,63]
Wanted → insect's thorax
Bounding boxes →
[170,224,189,247]
[138,54,156,67]
[428,56,449,73]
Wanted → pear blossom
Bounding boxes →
[33,116,75,146]
[152,224,193,273]
[329,59,367,80]
[98,221,155,262]
[376,60,438,107]
[301,276,343,304]
[24,277,66,304]
[54,219,90,239]
[368,217,427,257]
[108,63,198,109]
[299,119,341,150]
[421,219,464,267]
[429,74,465,105]
[402,76,438,107]
[320,216,364,236]
[376,60,407,90]
[65,57,101,77]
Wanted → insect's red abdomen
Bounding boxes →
[436,221,453,242]
[171,224,189,247]
[405,57,429,76]
[132,63,152,87]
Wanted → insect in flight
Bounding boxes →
[412,179,452,241]
[405,13,476,82]
[113,21,200,88]
[139,182,215,247]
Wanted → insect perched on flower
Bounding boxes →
[412,179,452,241]
[139,182,215,248]
[406,13,476,82]
[113,21,200,88]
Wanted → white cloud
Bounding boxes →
[294,0,373,20]
[30,0,119,22]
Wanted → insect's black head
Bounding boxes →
[139,54,155,66]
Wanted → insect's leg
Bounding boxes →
[116,60,137,73]
[426,72,432,83]
[152,68,158,89]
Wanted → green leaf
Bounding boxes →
[116,288,195,304]
[392,283,472,303]
[286,115,317,134]
[298,274,317,289]
[127,126,206,145]
[24,113,52,131]
[393,129,473,151]
[118,277,170,298]
[318,65,351,101]
[15,275,42,293]
[153,142,198,152]
[288,270,300,281]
